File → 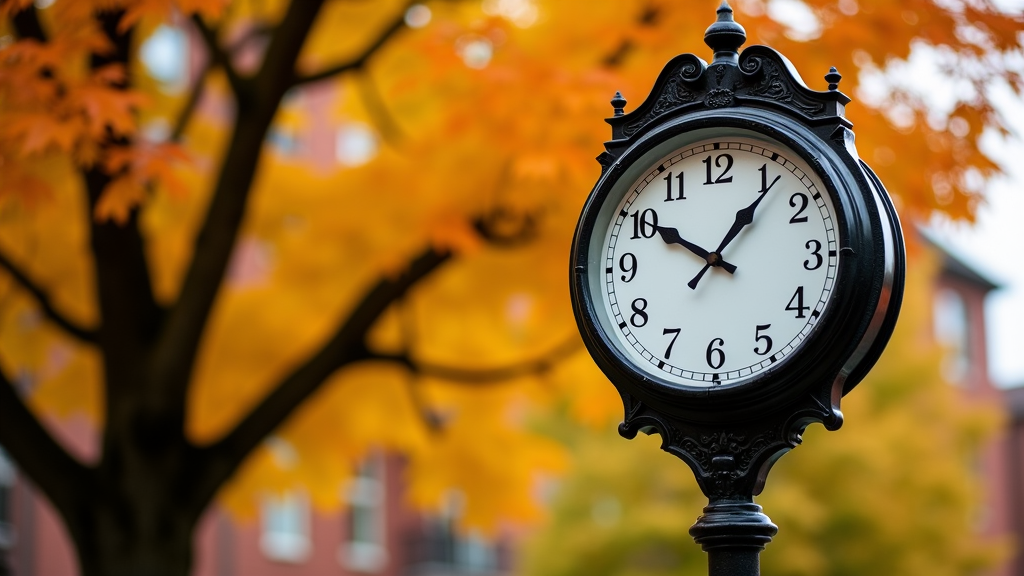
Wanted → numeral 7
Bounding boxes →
[663,328,682,359]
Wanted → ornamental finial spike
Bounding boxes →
[704,0,747,64]
[825,66,842,91]
[611,91,627,116]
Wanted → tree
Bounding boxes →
[522,259,1007,576]
[0,1,1020,575]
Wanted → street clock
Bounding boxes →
[569,0,905,515]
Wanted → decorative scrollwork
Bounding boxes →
[745,56,788,100]
[680,61,701,81]
[704,88,734,108]
[622,71,699,137]
[713,64,727,86]
[740,54,765,79]
[685,428,776,472]
[741,55,825,116]
[677,425,786,498]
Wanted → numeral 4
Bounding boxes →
[786,287,809,318]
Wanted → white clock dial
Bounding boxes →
[598,136,839,388]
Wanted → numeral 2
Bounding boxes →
[789,192,809,223]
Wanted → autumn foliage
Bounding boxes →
[523,257,1009,576]
[0,0,1021,575]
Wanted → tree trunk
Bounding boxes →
[68,456,202,576]
[75,514,195,576]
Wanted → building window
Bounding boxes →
[260,490,311,563]
[934,288,970,383]
[341,454,387,572]
[0,447,15,550]
[408,493,501,575]
[454,529,498,573]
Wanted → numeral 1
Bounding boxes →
[758,163,781,194]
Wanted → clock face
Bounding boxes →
[595,135,839,388]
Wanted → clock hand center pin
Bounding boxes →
[655,226,737,274]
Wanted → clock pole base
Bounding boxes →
[689,498,778,576]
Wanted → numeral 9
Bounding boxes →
[619,253,637,282]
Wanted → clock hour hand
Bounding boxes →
[655,226,736,274]
[688,189,771,290]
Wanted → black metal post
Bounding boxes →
[689,497,778,576]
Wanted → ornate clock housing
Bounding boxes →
[569,3,904,501]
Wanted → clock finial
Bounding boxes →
[704,0,747,65]
[825,66,843,91]
[610,91,627,116]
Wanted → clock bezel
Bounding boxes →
[571,108,893,423]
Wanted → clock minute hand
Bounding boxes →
[655,226,737,274]
[687,190,771,290]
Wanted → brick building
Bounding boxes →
[928,233,1016,576]
[0,443,509,576]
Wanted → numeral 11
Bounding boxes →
[664,171,686,202]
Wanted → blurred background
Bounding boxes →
[0,0,1022,575]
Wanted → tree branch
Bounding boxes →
[0,364,91,523]
[373,337,582,384]
[0,249,97,343]
[11,4,47,42]
[291,1,416,86]
[404,375,444,432]
[474,208,539,247]
[170,57,212,142]
[356,70,405,144]
[192,247,451,508]
[190,15,249,97]
[84,10,164,363]
[229,23,275,55]
[151,0,327,412]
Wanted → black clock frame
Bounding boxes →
[569,4,904,570]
